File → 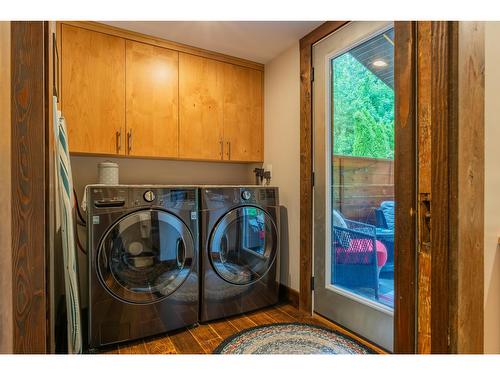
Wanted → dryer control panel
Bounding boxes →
[201,187,279,210]
[89,186,198,212]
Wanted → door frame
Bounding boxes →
[299,21,484,353]
[4,20,58,354]
[0,21,13,354]
[10,21,51,353]
[393,21,418,353]
[299,20,348,315]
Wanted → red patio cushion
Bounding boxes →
[335,239,388,266]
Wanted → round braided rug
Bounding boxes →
[213,322,375,354]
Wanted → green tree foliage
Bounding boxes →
[332,52,394,159]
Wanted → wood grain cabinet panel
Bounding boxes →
[59,22,264,162]
[126,41,179,158]
[223,64,263,162]
[179,53,224,161]
[61,24,125,155]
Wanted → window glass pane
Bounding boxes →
[330,28,395,309]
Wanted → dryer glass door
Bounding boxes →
[97,209,194,304]
[210,206,278,285]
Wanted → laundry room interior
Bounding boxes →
[53,20,307,353]
[66,21,304,310]
[2,11,496,359]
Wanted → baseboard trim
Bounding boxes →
[279,284,299,308]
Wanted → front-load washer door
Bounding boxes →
[209,205,278,285]
[97,209,194,304]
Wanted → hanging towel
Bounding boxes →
[53,96,83,354]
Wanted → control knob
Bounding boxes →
[143,190,155,202]
[241,190,252,200]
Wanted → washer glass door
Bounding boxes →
[97,209,194,304]
[209,206,278,285]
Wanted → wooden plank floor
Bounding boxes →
[102,303,386,354]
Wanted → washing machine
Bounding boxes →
[86,185,199,349]
[200,186,280,322]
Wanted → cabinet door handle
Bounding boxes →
[219,140,224,159]
[127,129,132,154]
[116,129,122,153]
[227,141,231,160]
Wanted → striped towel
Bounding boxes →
[53,96,83,354]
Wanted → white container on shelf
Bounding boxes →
[97,161,119,185]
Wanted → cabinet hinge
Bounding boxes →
[311,276,315,291]
[311,67,315,82]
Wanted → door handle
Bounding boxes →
[219,140,224,159]
[116,129,122,153]
[418,193,431,253]
[176,238,185,268]
[127,129,132,154]
[226,141,231,160]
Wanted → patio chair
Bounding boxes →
[332,212,388,299]
[374,201,395,275]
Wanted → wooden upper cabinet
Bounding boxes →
[126,41,179,158]
[179,53,225,161]
[59,22,264,162]
[223,64,263,162]
[61,24,126,155]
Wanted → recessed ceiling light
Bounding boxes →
[373,60,388,67]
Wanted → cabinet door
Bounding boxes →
[126,41,179,158]
[223,64,263,162]
[179,53,224,161]
[61,24,125,154]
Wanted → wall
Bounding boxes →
[71,156,257,198]
[0,21,12,354]
[263,42,301,291]
[484,21,500,354]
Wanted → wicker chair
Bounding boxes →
[332,217,388,299]
[374,201,395,275]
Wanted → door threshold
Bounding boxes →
[312,311,389,354]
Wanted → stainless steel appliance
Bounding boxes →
[200,186,280,322]
[86,185,199,349]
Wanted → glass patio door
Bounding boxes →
[313,21,395,351]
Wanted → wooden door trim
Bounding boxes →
[428,21,452,353]
[414,21,484,354]
[0,21,13,354]
[11,21,48,353]
[394,21,418,354]
[299,21,349,314]
[448,21,485,354]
